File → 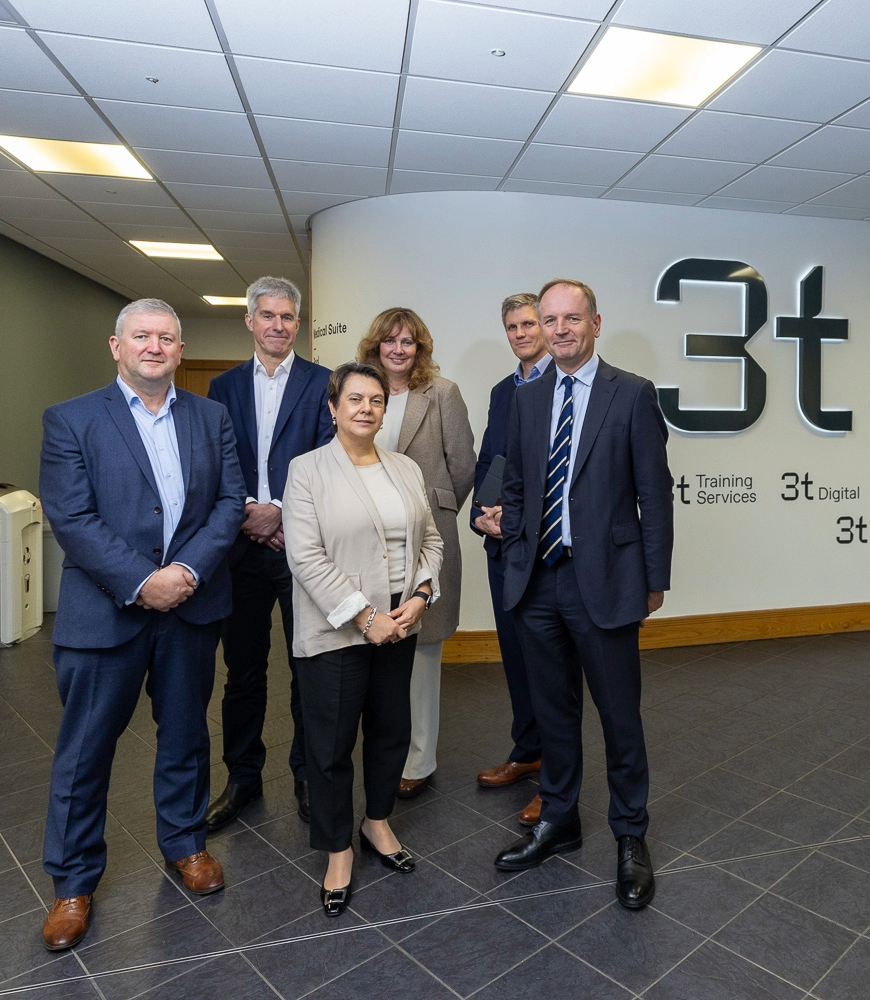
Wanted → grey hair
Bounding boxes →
[501,292,538,326]
[247,276,302,315]
[114,298,181,339]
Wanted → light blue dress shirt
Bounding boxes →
[548,354,599,546]
[513,352,552,387]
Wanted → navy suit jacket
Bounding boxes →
[208,354,333,503]
[501,358,674,629]
[40,381,247,649]
[470,372,517,560]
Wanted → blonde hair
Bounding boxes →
[356,307,440,391]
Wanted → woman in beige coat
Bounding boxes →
[357,308,476,797]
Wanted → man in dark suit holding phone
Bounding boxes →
[471,293,551,826]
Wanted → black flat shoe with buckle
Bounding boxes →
[320,882,352,917]
[359,823,415,873]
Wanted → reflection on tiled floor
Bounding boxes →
[1,619,869,998]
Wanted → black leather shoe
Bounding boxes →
[359,823,415,873]
[616,835,655,909]
[295,780,310,823]
[494,819,582,871]
[205,778,263,832]
[320,882,352,917]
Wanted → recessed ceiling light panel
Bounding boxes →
[203,295,247,306]
[568,27,761,107]
[129,240,223,260]
[0,136,151,178]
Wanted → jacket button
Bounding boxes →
[153,547,162,555]
[154,506,162,514]
[382,553,387,559]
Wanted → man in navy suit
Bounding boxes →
[494,280,673,910]
[39,299,246,951]
[472,293,551,826]
[205,277,332,831]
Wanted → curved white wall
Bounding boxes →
[310,191,870,629]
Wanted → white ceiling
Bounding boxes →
[1,0,868,317]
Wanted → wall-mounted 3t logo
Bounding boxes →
[656,258,851,434]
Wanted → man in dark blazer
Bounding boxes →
[205,276,332,831]
[39,299,246,951]
[471,293,551,826]
[494,279,674,910]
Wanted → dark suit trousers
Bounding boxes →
[487,552,541,763]
[44,614,220,896]
[220,541,305,782]
[512,555,649,839]
[296,635,417,852]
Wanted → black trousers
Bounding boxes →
[219,541,305,783]
[512,555,649,838]
[487,553,541,764]
[296,631,417,852]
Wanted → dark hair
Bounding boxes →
[356,307,439,390]
[327,361,390,409]
[537,279,598,317]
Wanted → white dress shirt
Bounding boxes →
[253,350,294,506]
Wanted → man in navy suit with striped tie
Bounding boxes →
[494,279,673,909]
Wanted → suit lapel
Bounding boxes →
[330,438,387,550]
[533,369,556,486]
[173,391,192,493]
[271,356,312,450]
[235,359,258,458]
[571,360,617,485]
[103,383,160,497]
[397,385,430,453]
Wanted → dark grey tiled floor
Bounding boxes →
[1,619,869,998]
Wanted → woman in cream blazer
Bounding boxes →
[284,362,443,917]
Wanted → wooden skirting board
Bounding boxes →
[442,603,870,662]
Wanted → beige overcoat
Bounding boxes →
[395,376,476,643]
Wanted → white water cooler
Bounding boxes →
[0,485,43,645]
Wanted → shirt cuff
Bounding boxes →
[411,571,439,604]
[173,562,200,586]
[128,570,157,605]
[327,590,370,629]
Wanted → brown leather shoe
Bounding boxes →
[170,850,225,895]
[397,774,431,799]
[42,895,93,951]
[519,794,542,827]
[477,760,541,788]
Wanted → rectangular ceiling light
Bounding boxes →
[203,295,247,306]
[0,135,151,178]
[130,240,223,260]
[568,27,761,107]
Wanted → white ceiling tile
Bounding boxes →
[165,183,280,214]
[255,117,392,167]
[96,101,259,155]
[38,236,129,255]
[501,178,606,196]
[222,246,303,264]
[469,1,612,17]
[709,50,870,123]
[135,149,272,187]
[188,210,289,233]
[535,95,691,151]
[717,164,855,201]
[0,195,89,221]
[12,0,222,50]
[15,218,112,238]
[213,0,409,72]
[400,77,553,139]
[698,196,796,213]
[806,175,870,209]
[78,203,194,227]
[785,204,869,220]
[835,99,870,129]
[657,111,817,162]
[37,34,243,111]
[769,125,870,172]
[0,169,57,198]
[612,0,818,44]
[208,230,297,251]
[615,155,753,195]
[271,160,387,197]
[783,0,870,60]
[388,170,501,193]
[602,189,701,206]
[43,175,174,206]
[108,222,203,241]
[0,89,117,141]
[278,191,366,215]
[512,144,642,186]
[395,131,522,175]
[0,25,78,94]
[410,1,597,90]
[237,57,399,126]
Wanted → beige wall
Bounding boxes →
[0,234,125,495]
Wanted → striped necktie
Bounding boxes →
[540,375,574,566]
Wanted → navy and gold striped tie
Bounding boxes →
[540,375,574,566]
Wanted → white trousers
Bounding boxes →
[402,640,443,780]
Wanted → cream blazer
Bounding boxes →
[283,436,444,658]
